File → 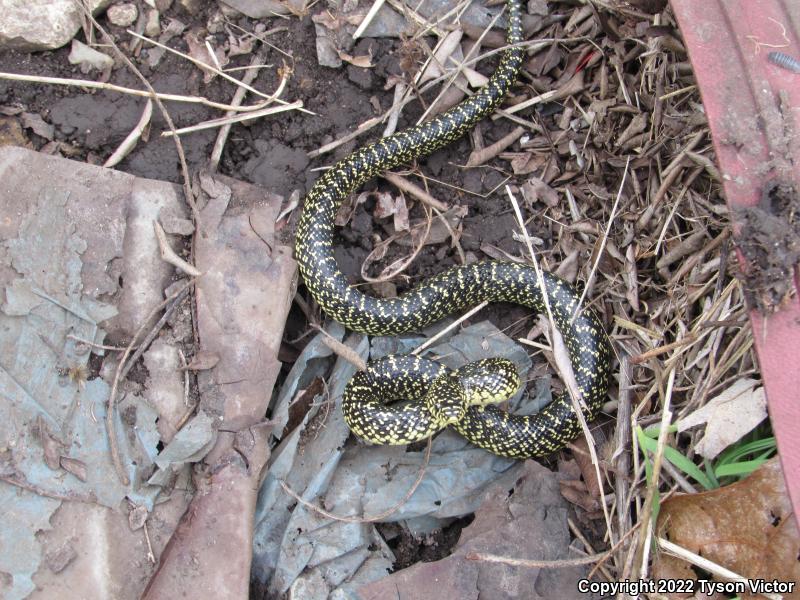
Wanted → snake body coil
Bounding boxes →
[295,0,612,458]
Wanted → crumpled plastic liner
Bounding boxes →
[253,320,551,597]
[253,329,370,593]
[269,320,346,437]
[0,189,161,599]
[148,410,216,486]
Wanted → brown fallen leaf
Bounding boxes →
[184,29,230,83]
[521,176,560,207]
[59,456,88,482]
[182,350,220,371]
[36,415,64,471]
[653,457,800,599]
[337,50,373,68]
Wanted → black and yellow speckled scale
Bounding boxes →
[295,0,612,459]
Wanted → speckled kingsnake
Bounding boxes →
[295,0,612,458]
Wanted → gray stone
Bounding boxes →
[107,2,138,27]
[0,0,112,51]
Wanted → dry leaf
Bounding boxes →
[521,176,560,207]
[372,192,397,219]
[654,458,800,599]
[182,350,220,371]
[676,378,767,459]
[36,415,63,470]
[338,51,373,68]
[184,29,229,83]
[129,504,149,530]
[59,456,88,482]
[21,113,54,140]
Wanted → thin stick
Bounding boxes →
[464,552,609,568]
[353,0,386,39]
[106,279,196,484]
[413,301,489,355]
[210,48,271,171]
[573,156,628,320]
[127,30,307,111]
[307,116,382,158]
[67,334,134,352]
[104,98,152,167]
[382,171,449,211]
[634,369,675,578]
[630,332,698,364]
[382,80,406,138]
[162,101,303,137]
[657,538,783,600]
[312,324,368,371]
[508,185,614,544]
[279,436,432,523]
[466,126,525,167]
[153,221,201,276]
[0,71,291,113]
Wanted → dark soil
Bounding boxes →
[379,515,475,571]
[736,179,800,313]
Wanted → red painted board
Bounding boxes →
[671,0,800,511]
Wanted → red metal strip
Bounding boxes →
[670,0,800,511]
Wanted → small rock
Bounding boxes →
[0,0,111,51]
[107,2,138,27]
[68,39,114,73]
[347,64,373,90]
[144,8,161,37]
[527,0,548,16]
[160,213,195,236]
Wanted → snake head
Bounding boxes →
[455,358,521,407]
[425,374,468,426]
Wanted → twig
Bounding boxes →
[630,332,698,364]
[153,221,202,276]
[312,324,368,371]
[0,470,97,503]
[0,71,289,113]
[161,100,303,137]
[210,48,273,171]
[106,279,196,485]
[413,300,489,355]
[127,30,310,113]
[67,334,134,352]
[361,204,433,283]
[568,517,615,581]
[508,185,614,544]
[382,172,449,211]
[104,99,152,167]
[574,156,628,320]
[353,0,386,39]
[634,368,675,579]
[465,551,609,568]
[613,355,633,573]
[279,436,432,522]
[657,538,783,600]
[307,116,382,158]
[465,126,525,167]
[382,80,406,138]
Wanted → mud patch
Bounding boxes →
[736,179,800,313]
